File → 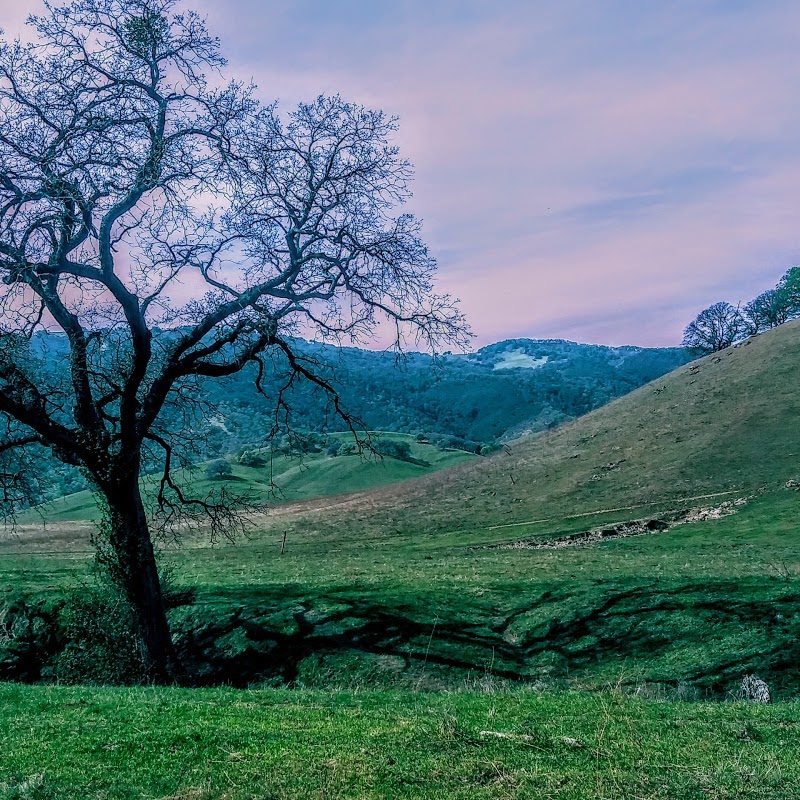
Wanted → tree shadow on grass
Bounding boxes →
[173,580,800,693]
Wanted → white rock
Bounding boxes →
[739,674,771,703]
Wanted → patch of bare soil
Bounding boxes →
[483,499,747,551]
[0,521,94,554]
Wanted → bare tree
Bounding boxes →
[0,0,467,682]
[682,302,745,353]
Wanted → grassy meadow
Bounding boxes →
[5,322,799,692]
[19,432,475,525]
[3,685,800,799]
[5,487,799,693]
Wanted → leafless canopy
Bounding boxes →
[682,302,744,354]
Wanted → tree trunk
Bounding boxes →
[104,477,182,684]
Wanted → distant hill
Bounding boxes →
[202,335,691,450]
[17,332,691,508]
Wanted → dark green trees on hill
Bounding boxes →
[191,336,694,456]
[743,290,794,334]
[14,332,692,508]
[779,266,800,313]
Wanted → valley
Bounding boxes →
[5,322,799,695]
[1,3,796,795]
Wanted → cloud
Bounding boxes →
[198,0,800,346]
[0,1,35,36]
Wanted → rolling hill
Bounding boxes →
[283,317,800,546]
[25,433,475,524]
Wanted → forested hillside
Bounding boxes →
[204,337,691,446]
[22,332,691,505]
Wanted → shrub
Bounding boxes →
[205,459,233,480]
[237,449,266,467]
[435,435,483,454]
[271,431,326,455]
[375,439,413,461]
[0,584,146,685]
[326,439,344,457]
[0,596,60,682]
[54,586,144,685]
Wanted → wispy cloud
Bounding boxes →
[199,0,800,346]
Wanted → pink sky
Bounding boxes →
[3,0,800,347]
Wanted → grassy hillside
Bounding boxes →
[2,322,799,799]
[20,433,475,524]
[2,323,799,694]
[284,318,800,546]
[17,332,691,508]
[1,685,799,799]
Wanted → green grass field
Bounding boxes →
[2,685,800,799]
[6,488,798,693]
[5,323,799,693]
[20,433,475,524]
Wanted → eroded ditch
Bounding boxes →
[482,499,747,551]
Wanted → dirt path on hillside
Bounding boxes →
[0,491,748,556]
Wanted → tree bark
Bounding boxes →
[104,476,182,684]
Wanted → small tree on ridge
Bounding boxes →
[742,289,794,334]
[682,302,744,353]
